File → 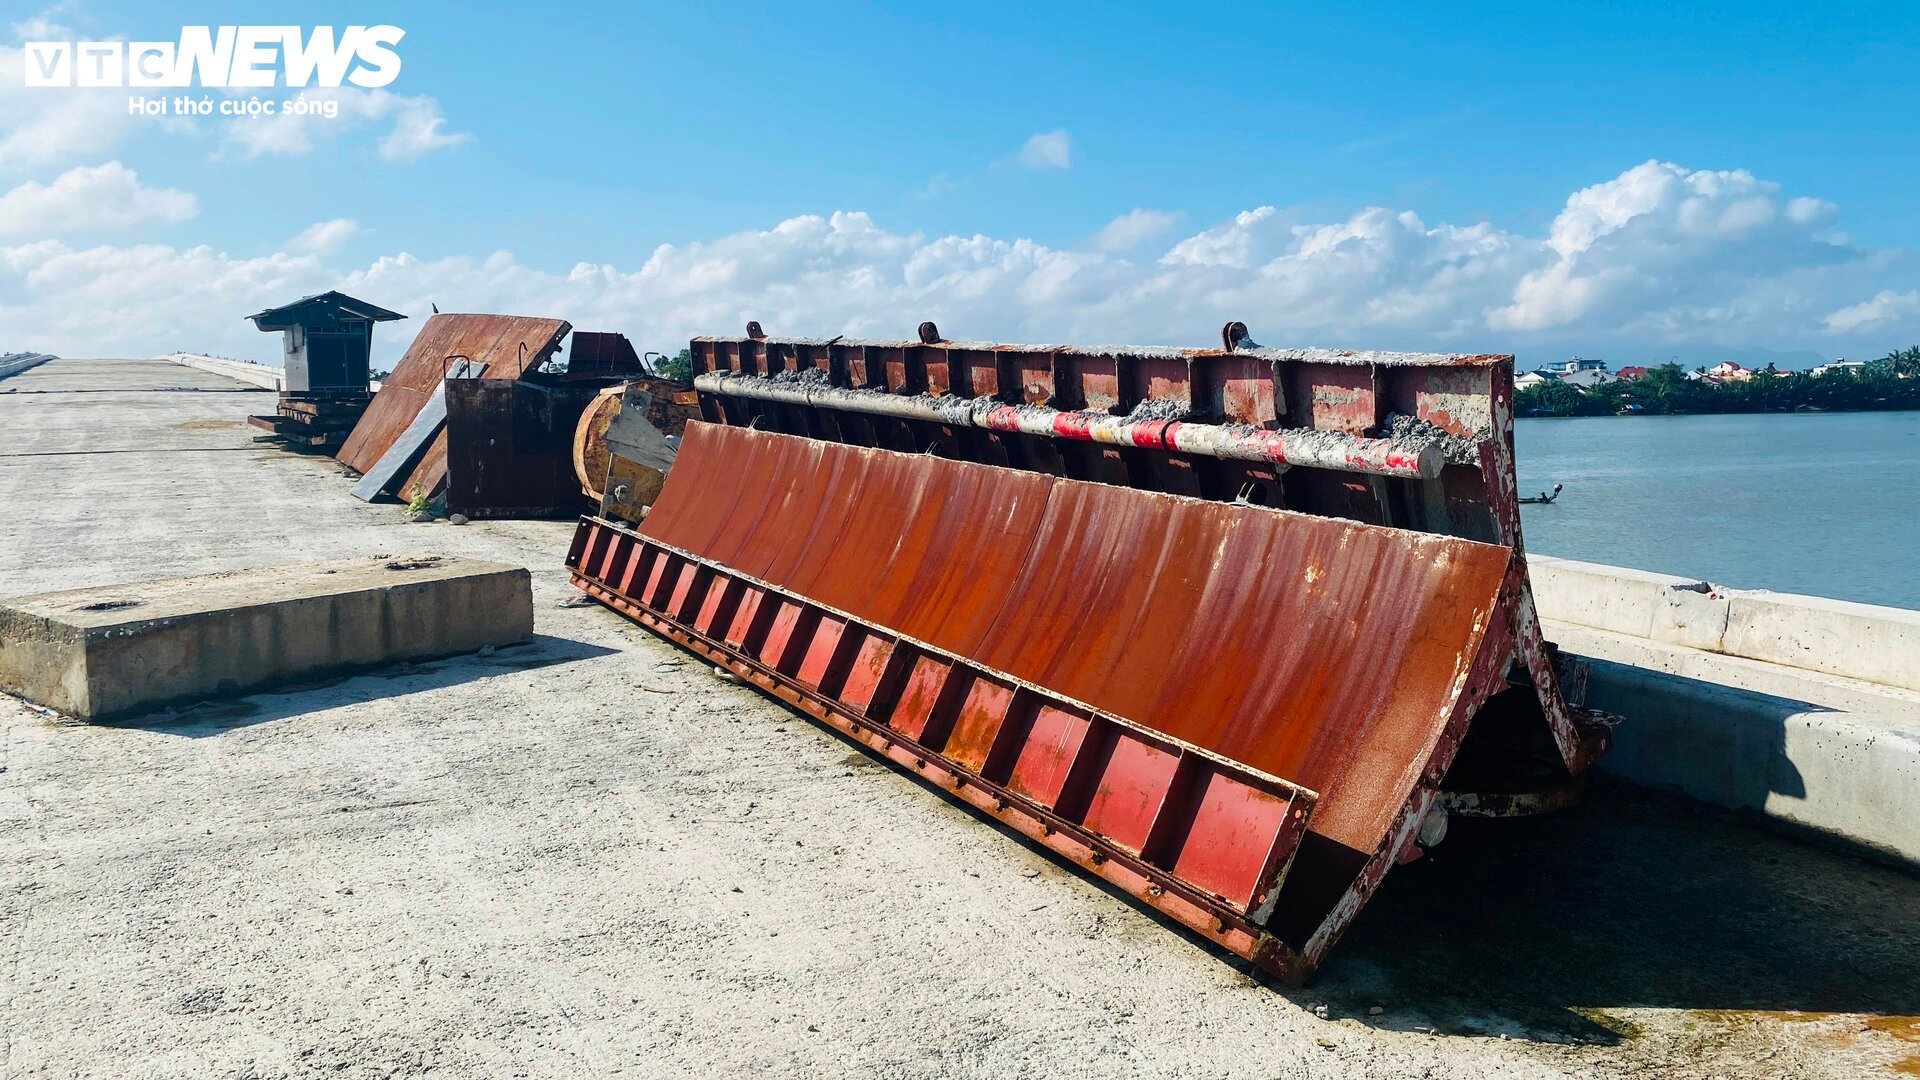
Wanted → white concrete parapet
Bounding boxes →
[155,352,285,391]
[1528,554,1919,693]
[1528,553,1920,866]
[0,353,56,380]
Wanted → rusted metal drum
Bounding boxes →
[572,384,624,501]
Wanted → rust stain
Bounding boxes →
[1688,1010,1920,1074]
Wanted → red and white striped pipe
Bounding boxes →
[693,373,1445,479]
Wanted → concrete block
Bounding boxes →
[0,554,532,719]
[1545,619,1920,867]
[1531,553,1919,692]
[1723,592,1920,693]
[1585,656,1920,867]
[1528,554,1730,650]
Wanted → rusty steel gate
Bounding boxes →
[567,324,1611,983]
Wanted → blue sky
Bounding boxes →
[3,1,1919,365]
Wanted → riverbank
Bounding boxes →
[1514,358,1920,417]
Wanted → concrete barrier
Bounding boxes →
[1529,554,1920,866]
[0,554,532,719]
[155,352,284,390]
[0,353,56,380]
[1528,554,1919,692]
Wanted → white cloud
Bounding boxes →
[1090,209,1179,252]
[1490,160,1852,335]
[378,97,469,161]
[219,89,469,162]
[0,162,196,235]
[286,218,360,255]
[10,9,75,40]
[1018,130,1071,170]
[1,161,1913,364]
[1824,289,1920,334]
[0,240,331,357]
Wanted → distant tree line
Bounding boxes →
[1516,347,1920,417]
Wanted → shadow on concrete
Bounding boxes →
[800,707,1918,1046]
[104,634,618,737]
[1585,659,1814,811]
[1315,778,1920,1044]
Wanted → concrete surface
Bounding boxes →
[1531,554,1920,692]
[156,352,285,391]
[1548,621,1920,867]
[0,555,532,719]
[1,359,1917,1078]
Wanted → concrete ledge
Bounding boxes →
[0,353,56,381]
[155,352,284,391]
[1529,553,1920,692]
[1548,620,1920,867]
[0,554,532,719]
[1722,592,1920,693]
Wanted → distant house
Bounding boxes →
[1704,361,1753,383]
[1616,366,1649,379]
[1514,370,1554,389]
[1558,367,1617,389]
[1545,356,1610,375]
[1810,359,1868,377]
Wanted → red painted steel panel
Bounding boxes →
[972,479,1509,860]
[888,653,952,742]
[795,614,846,689]
[1006,704,1094,807]
[840,633,894,713]
[693,574,731,635]
[1079,728,1182,854]
[942,676,1016,773]
[1285,363,1376,434]
[723,587,767,647]
[1170,773,1297,907]
[758,599,806,669]
[647,424,1051,658]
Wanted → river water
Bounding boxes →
[1513,411,1920,610]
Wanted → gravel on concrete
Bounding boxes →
[2,360,1916,1079]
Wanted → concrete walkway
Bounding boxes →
[1,359,1917,1078]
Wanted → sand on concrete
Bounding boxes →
[1,359,1916,1078]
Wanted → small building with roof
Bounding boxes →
[248,291,405,397]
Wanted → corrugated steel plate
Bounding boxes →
[577,422,1527,980]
